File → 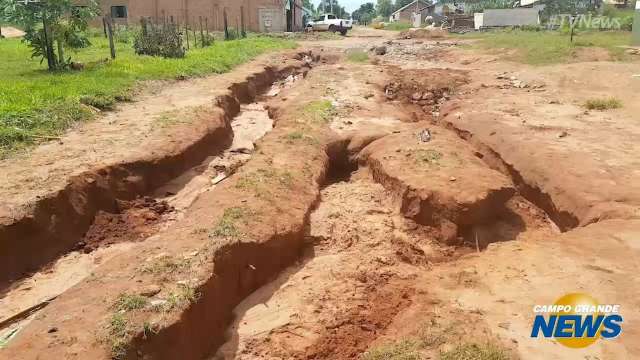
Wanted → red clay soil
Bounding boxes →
[359,126,515,244]
[383,66,469,120]
[0,59,341,360]
[81,197,174,253]
[302,278,414,359]
[0,54,313,289]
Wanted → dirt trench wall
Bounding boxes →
[438,104,580,231]
[0,61,309,288]
[358,129,515,243]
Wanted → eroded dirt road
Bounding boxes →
[1,27,639,360]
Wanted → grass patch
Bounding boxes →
[107,313,130,360]
[235,168,295,199]
[210,206,253,238]
[281,130,318,145]
[300,100,337,124]
[140,255,190,275]
[0,35,296,157]
[362,340,421,360]
[114,293,148,312]
[347,50,370,63]
[415,149,443,166]
[461,30,632,65]
[153,284,200,312]
[382,22,412,31]
[584,97,622,110]
[440,343,510,360]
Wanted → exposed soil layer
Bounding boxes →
[359,127,515,244]
[4,27,640,360]
[0,54,313,288]
[0,57,336,360]
[383,66,469,121]
[81,197,174,253]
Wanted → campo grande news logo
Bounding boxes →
[531,293,623,348]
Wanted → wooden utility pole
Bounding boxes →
[633,0,640,45]
[185,20,189,49]
[199,16,204,46]
[240,6,246,37]
[105,17,116,59]
[223,8,229,40]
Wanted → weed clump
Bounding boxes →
[114,293,148,312]
[347,50,369,63]
[362,340,421,360]
[301,100,337,124]
[210,206,252,238]
[584,97,622,110]
[440,343,509,360]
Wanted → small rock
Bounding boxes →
[374,46,387,55]
[150,299,168,307]
[449,176,457,182]
[418,129,431,142]
[138,284,162,297]
[557,131,568,138]
[421,92,434,100]
[411,92,422,101]
[48,327,59,334]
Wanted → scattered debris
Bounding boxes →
[419,129,432,142]
[374,46,387,55]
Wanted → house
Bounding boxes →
[96,0,304,33]
[433,1,466,16]
[389,0,434,23]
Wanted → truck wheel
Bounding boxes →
[328,25,337,33]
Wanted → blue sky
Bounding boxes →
[315,0,371,13]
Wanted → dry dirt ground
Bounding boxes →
[0,27,639,360]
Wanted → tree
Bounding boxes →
[352,2,376,24]
[317,0,349,18]
[394,0,414,11]
[376,0,394,17]
[1,0,98,70]
[302,0,315,12]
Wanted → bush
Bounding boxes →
[133,22,185,58]
[584,97,622,110]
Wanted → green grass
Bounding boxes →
[0,34,296,157]
[107,313,130,359]
[362,340,421,360]
[584,97,622,110]
[210,206,251,238]
[301,100,337,124]
[347,50,370,63]
[114,293,148,312]
[383,22,413,31]
[440,343,510,360]
[462,30,632,65]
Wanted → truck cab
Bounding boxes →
[307,14,352,35]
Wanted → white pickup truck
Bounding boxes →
[306,14,352,35]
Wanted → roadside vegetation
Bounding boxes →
[584,97,623,110]
[378,21,412,31]
[347,49,370,63]
[363,339,510,360]
[463,30,632,65]
[0,34,295,157]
